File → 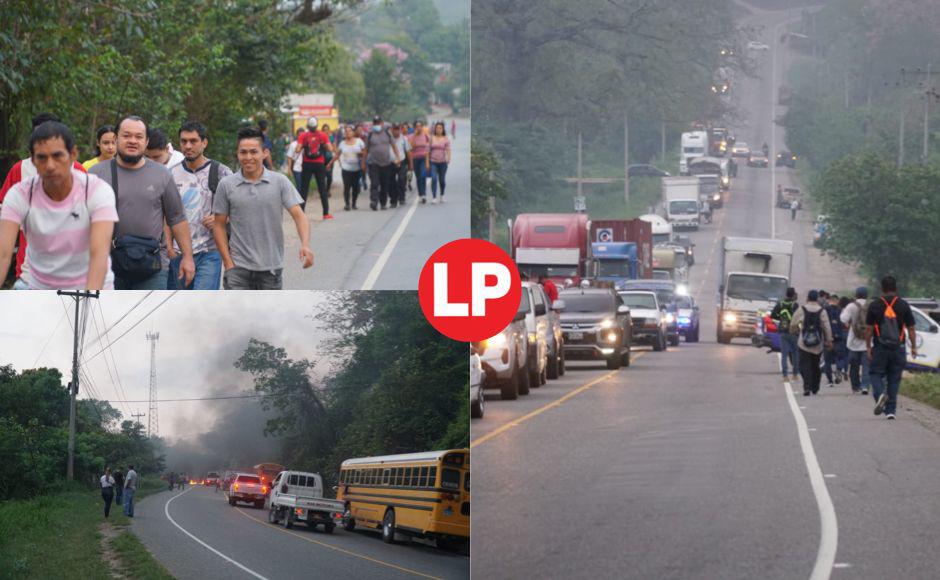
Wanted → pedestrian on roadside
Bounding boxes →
[836,295,851,381]
[0,121,118,290]
[409,121,430,204]
[390,123,412,207]
[168,471,177,491]
[771,287,800,380]
[790,199,798,221]
[337,125,366,211]
[167,121,233,290]
[789,289,833,396]
[363,116,400,210]
[840,287,871,395]
[113,466,125,506]
[100,467,116,518]
[867,276,917,419]
[144,128,185,169]
[258,119,274,170]
[451,119,457,140]
[322,123,335,193]
[821,292,844,387]
[429,121,451,203]
[82,125,117,171]
[286,128,305,190]
[297,117,334,219]
[212,127,313,290]
[123,464,138,518]
[89,116,195,289]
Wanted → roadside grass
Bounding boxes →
[0,477,172,579]
[901,373,940,410]
[111,529,175,580]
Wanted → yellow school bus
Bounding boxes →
[337,449,469,549]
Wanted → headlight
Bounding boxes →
[664,313,675,324]
[527,332,537,344]
[603,331,619,343]
[487,333,506,348]
[721,176,730,185]
[723,312,737,324]
[599,319,614,329]
[676,284,689,296]
[713,193,721,201]
[678,316,691,325]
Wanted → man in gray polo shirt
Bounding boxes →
[212,127,313,290]
[89,116,195,289]
[363,116,400,211]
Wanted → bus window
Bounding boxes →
[429,466,438,486]
[405,467,413,486]
[420,466,429,486]
[442,468,461,490]
[395,468,403,486]
[382,469,390,485]
[465,472,470,492]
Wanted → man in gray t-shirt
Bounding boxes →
[362,117,400,210]
[212,127,313,290]
[89,116,195,290]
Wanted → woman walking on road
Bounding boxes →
[428,121,451,204]
[100,467,115,518]
[790,289,834,396]
[337,125,366,210]
[409,121,430,203]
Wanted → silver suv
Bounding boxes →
[480,299,530,400]
[522,282,565,382]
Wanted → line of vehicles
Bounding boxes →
[190,450,470,551]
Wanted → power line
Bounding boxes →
[83,292,177,363]
[96,301,133,417]
[84,291,154,351]
[99,393,266,403]
[32,309,66,368]
[88,309,131,418]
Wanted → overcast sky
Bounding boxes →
[0,291,349,443]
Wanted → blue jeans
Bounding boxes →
[167,251,222,290]
[780,333,800,377]
[115,269,168,290]
[293,170,303,190]
[869,346,906,414]
[413,156,428,198]
[430,162,448,198]
[123,487,135,517]
[848,349,871,392]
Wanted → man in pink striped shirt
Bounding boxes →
[0,121,117,290]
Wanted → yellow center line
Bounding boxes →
[471,351,647,449]
[232,505,442,580]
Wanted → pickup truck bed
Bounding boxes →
[268,494,345,532]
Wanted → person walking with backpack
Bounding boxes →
[789,289,833,395]
[840,287,871,395]
[297,117,334,219]
[866,276,917,419]
[771,287,800,380]
[821,292,844,387]
[167,121,233,290]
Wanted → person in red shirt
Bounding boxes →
[1,112,86,286]
[539,275,559,304]
[296,117,334,220]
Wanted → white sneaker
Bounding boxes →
[432,198,438,204]
[886,413,896,420]
[439,197,445,203]
[874,393,888,415]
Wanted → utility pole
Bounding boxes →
[661,122,667,164]
[577,130,583,200]
[145,331,160,438]
[924,63,931,164]
[57,290,99,481]
[131,410,145,433]
[487,196,496,244]
[899,98,906,167]
[623,114,630,203]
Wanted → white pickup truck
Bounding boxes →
[266,471,346,533]
[227,473,266,508]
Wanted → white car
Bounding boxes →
[747,41,770,51]
[520,282,551,387]
[480,303,530,400]
[470,349,484,418]
[731,142,751,157]
[618,291,668,351]
[909,305,940,371]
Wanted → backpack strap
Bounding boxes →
[208,160,220,195]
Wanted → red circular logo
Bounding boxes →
[418,239,522,342]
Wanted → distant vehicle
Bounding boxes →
[907,298,940,325]
[717,237,793,344]
[337,450,470,550]
[470,348,484,418]
[510,213,590,285]
[680,131,709,175]
[776,186,803,209]
[204,472,220,487]
[558,288,632,370]
[266,470,345,533]
[253,463,285,492]
[662,177,701,230]
[479,299,530,400]
[747,41,770,51]
[227,473,267,508]
[776,150,797,168]
[908,305,940,372]
[520,281,557,386]
[618,280,681,347]
[628,164,670,177]
[673,235,696,265]
[731,142,751,157]
[618,291,668,351]
[588,218,654,281]
[674,293,701,342]
[747,153,769,167]
[639,214,674,245]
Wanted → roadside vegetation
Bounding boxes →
[901,373,940,412]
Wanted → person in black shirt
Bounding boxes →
[112,467,125,506]
[771,287,800,380]
[865,276,917,419]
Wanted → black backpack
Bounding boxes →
[801,306,822,347]
[303,132,323,160]
[875,296,904,350]
[208,160,220,195]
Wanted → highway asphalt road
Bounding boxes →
[282,117,470,290]
[470,3,940,579]
[131,485,469,580]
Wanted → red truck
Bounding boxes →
[509,213,590,284]
[588,219,653,280]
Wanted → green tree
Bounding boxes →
[471,137,507,238]
[362,50,408,119]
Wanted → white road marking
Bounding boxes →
[808,428,817,431]
[824,474,837,478]
[164,488,270,580]
[781,356,839,580]
[833,563,851,569]
[360,195,420,290]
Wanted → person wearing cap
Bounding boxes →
[770,287,800,380]
[840,286,871,395]
[296,117,334,220]
[362,116,400,210]
[789,289,833,396]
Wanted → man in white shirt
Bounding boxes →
[840,286,871,395]
[123,464,139,517]
[389,123,412,208]
[100,467,115,518]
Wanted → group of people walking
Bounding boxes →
[99,464,138,518]
[285,116,453,217]
[772,276,918,420]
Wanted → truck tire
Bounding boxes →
[324,522,336,534]
[500,365,520,400]
[268,506,280,525]
[717,328,732,344]
[255,500,264,509]
[518,360,531,395]
[689,325,700,343]
[528,355,539,389]
[653,333,664,352]
[606,355,622,370]
[547,350,559,379]
[622,347,631,367]
[283,509,294,529]
[382,509,397,544]
[539,360,547,385]
[228,498,236,506]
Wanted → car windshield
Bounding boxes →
[619,293,657,309]
[559,293,613,313]
[652,233,671,245]
[726,274,788,302]
[236,475,261,484]
[597,260,631,278]
[521,265,579,278]
[669,200,699,214]
[652,271,672,280]
[518,290,531,314]
[675,296,693,308]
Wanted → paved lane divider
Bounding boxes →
[780,356,839,580]
[360,195,421,290]
[232,505,441,580]
[472,352,647,448]
[164,487,270,580]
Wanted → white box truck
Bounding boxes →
[679,131,708,175]
[716,237,794,344]
[662,177,701,230]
